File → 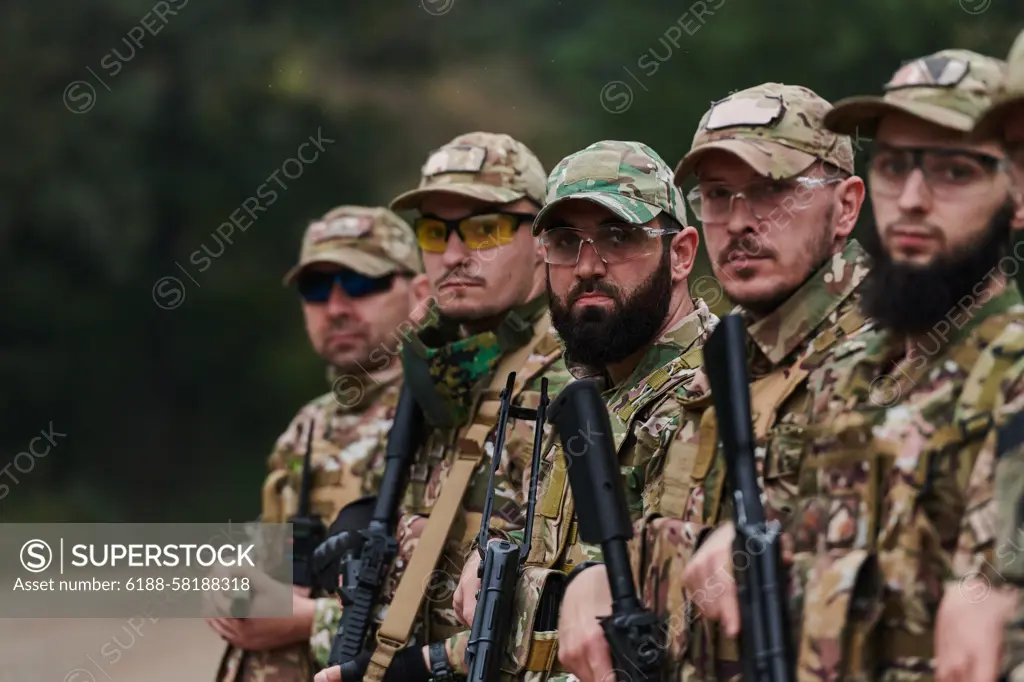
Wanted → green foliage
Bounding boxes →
[2,0,1017,520]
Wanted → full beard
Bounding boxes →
[548,248,673,368]
[859,201,1014,336]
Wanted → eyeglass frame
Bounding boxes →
[412,211,538,252]
[539,223,681,266]
[864,143,1009,196]
[685,174,844,222]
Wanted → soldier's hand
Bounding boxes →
[681,523,741,636]
[935,577,1018,682]
[453,545,484,626]
[206,590,317,650]
[314,666,342,682]
[556,563,614,682]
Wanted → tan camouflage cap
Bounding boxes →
[389,132,547,211]
[674,83,854,183]
[825,49,1006,136]
[974,30,1024,138]
[532,140,689,235]
[282,205,422,284]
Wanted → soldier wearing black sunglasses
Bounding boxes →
[210,205,429,682]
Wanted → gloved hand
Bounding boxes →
[316,646,432,682]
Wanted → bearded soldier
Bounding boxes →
[211,205,430,681]
[315,132,573,682]
[686,49,1024,682]
[443,140,719,682]
[941,32,1024,682]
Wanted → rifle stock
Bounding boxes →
[704,314,793,682]
[548,379,665,682]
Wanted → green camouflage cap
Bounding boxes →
[532,140,688,235]
[389,132,547,211]
[675,83,854,183]
[825,49,1006,136]
[974,30,1024,138]
[282,205,423,284]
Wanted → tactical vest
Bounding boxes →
[791,309,1024,682]
[513,344,706,678]
[364,313,564,682]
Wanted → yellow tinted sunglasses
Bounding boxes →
[413,212,534,253]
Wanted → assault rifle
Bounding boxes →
[704,314,793,682]
[230,418,324,617]
[464,372,550,682]
[322,384,425,666]
[548,379,665,682]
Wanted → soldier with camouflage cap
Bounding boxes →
[687,50,1024,682]
[603,82,871,682]
[314,133,572,682]
[441,140,719,682]
[969,30,1024,682]
[211,206,430,682]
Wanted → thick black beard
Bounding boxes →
[859,202,1014,335]
[548,248,673,368]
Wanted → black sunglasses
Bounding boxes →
[296,270,396,303]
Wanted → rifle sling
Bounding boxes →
[365,312,553,682]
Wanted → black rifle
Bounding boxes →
[464,372,550,682]
[325,384,426,666]
[230,418,325,618]
[292,418,328,589]
[704,313,793,682]
[548,379,665,682]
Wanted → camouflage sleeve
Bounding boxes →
[954,355,1024,585]
[267,406,308,472]
[628,515,713,664]
[310,597,342,668]
[444,630,471,675]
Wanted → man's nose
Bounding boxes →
[441,231,472,271]
[573,241,607,280]
[325,284,357,317]
[896,169,933,215]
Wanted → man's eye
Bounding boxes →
[936,161,982,183]
[704,187,730,199]
[877,157,907,175]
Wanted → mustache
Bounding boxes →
[883,221,944,238]
[435,268,486,288]
[568,278,621,304]
[719,232,776,264]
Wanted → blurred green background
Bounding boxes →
[3,0,1019,522]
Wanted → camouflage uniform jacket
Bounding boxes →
[473,299,717,682]
[218,367,402,681]
[789,283,1024,682]
[362,306,572,664]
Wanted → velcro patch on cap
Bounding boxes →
[885,56,969,91]
[705,94,785,130]
[422,145,487,176]
[563,149,622,185]
[311,215,374,242]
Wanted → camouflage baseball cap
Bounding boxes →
[532,140,688,235]
[825,49,1006,136]
[974,30,1024,138]
[282,205,422,284]
[389,132,547,211]
[674,83,854,183]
